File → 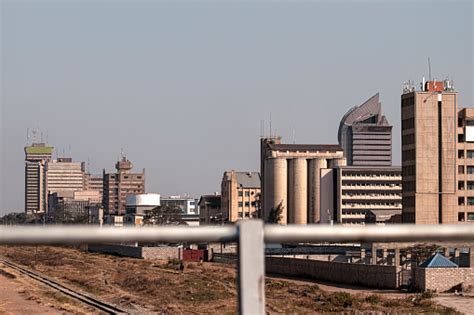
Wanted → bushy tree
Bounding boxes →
[266,201,284,224]
[143,205,187,225]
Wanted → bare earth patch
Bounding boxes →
[0,245,460,314]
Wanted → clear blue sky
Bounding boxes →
[1,1,473,214]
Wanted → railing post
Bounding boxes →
[237,220,265,315]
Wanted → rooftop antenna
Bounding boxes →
[292,128,296,144]
[68,144,71,157]
[26,128,30,145]
[87,157,91,173]
[260,120,264,138]
[428,57,432,82]
[269,112,272,138]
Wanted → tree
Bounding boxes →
[266,201,284,224]
[143,205,187,225]
[405,244,441,266]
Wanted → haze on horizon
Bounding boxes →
[1,1,473,214]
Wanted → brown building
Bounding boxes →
[221,171,261,222]
[401,79,468,224]
[84,173,104,203]
[198,194,222,224]
[103,156,145,215]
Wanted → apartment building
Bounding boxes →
[103,156,145,215]
[24,143,53,214]
[221,170,261,222]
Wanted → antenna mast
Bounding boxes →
[428,57,432,82]
[269,112,272,138]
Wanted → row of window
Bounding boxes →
[402,149,415,161]
[458,166,474,174]
[402,118,415,130]
[238,201,257,208]
[458,181,474,190]
[238,190,256,197]
[402,134,415,145]
[458,212,474,222]
[458,150,474,159]
[458,197,474,206]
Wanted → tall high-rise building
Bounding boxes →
[46,158,86,194]
[25,143,53,214]
[103,155,145,215]
[338,93,392,166]
[401,79,458,224]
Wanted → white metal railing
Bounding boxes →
[1,221,474,314]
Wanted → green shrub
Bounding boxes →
[365,294,381,304]
[328,292,354,308]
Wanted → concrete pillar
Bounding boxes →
[372,248,377,265]
[382,249,388,265]
[394,248,400,267]
[288,158,308,224]
[308,158,327,223]
[266,158,288,224]
[360,248,366,264]
[454,248,460,265]
[444,247,450,258]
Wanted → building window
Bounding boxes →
[245,202,250,207]
[238,191,243,197]
[238,212,243,218]
[459,118,464,127]
[468,151,474,159]
[245,191,250,197]
[468,213,474,221]
[468,197,474,206]
[468,181,474,190]
[238,202,243,208]
[459,181,465,190]
[459,166,465,174]
[458,212,465,222]
[459,150,465,159]
[458,197,465,206]
[459,134,465,143]
[468,166,474,174]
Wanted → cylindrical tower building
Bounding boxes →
[288,158,308,224]
[265,157,288,224]
[308,158,328,223]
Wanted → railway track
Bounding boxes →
[0,258,127,314]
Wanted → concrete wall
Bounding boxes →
[266,257,399,289]
[414,267,474,292]
[88,244,180,260]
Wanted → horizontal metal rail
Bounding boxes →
[0,225,237,244]
[1,224,473,244]
[264,224,474,243]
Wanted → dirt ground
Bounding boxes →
[0,245,460,314]
[0,264,96,314]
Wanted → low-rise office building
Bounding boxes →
[320,166,402,225]
[198,194,223,224]
[124,193,161,226]
[221,170,261,222]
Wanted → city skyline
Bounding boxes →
[2,1,473,214]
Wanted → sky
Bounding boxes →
[1,1,473,214]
